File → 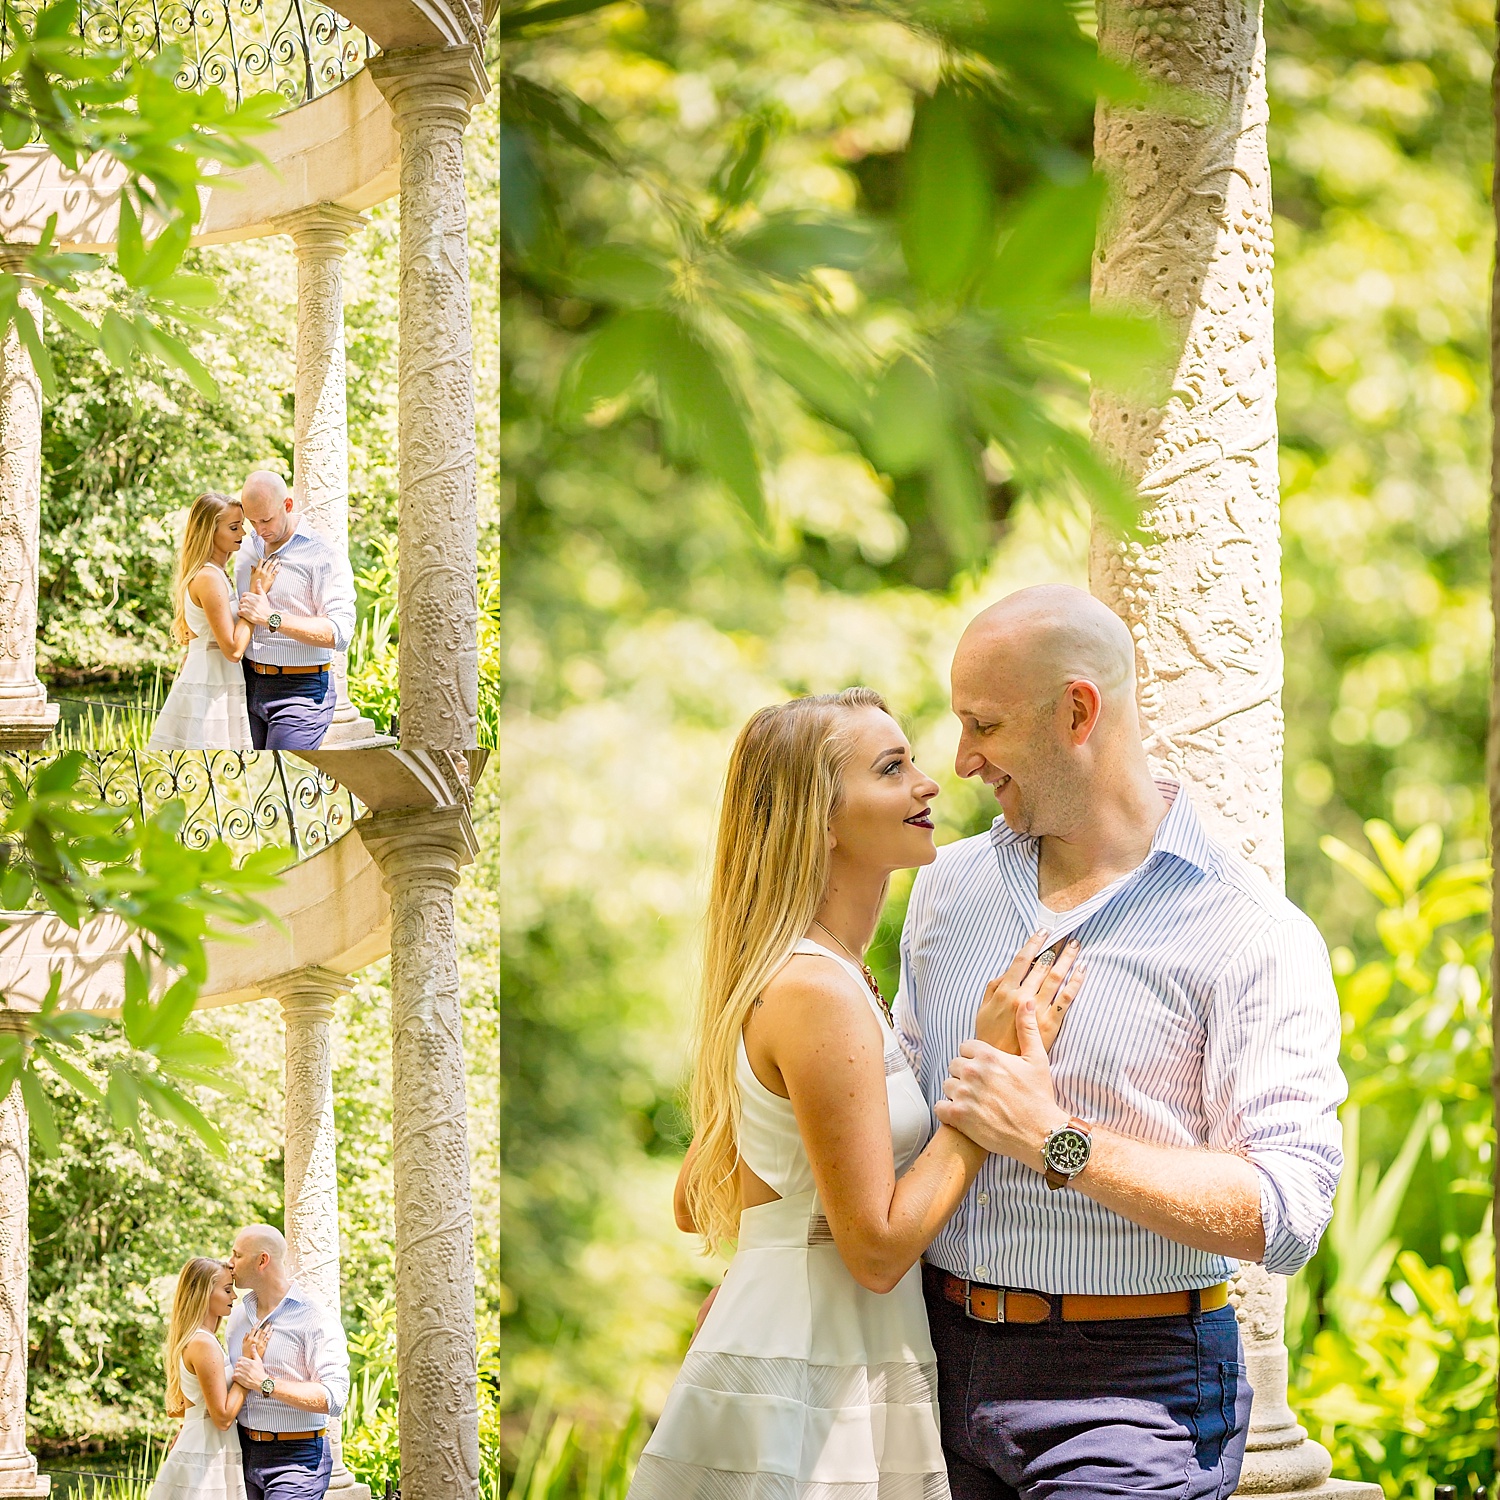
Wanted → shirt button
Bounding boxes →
[976,1192,990,1205]
[975,1265,989,1280]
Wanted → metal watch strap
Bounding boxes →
[1044,1115,1091,1191]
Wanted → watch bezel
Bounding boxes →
[259,1375,276,1397]
[266,612,283,633]
[1042,1120,1092,1180]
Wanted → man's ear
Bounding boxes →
[1066,680,1104,745]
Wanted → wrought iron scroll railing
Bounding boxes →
[0,0,372,108]
[0,750,360,871]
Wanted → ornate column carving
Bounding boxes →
[276,205,389,751]
[269,966,368,1500]
[0,1016,45,1496]
[0,258,55,751]
[357,805,478,1500]
[1088,4,1373,1495]
[368,47,487,751]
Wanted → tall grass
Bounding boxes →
[505,1404,645,1500]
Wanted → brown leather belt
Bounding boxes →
[243,1429,326,1442]
[933,1267,1229,1324]
[247,662,326,676]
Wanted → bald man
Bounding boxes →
[226,1224,349,1500]
[234,471,356,750]
[895,585,1345,1499]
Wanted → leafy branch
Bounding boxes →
[0,0,280,398]
[0,753,286,1157]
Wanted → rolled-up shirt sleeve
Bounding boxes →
[308,1307,350,1419]
[322,550,357,655]
[1203,915,1346,1275]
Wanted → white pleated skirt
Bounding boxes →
[147,1412,248,1500]
[147,643,252,750]
[631,1191,950,1500]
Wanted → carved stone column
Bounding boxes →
[0,259,55,751]
[357,806,478,1499]
[277,205,389,751]
[270,967,369,1500]
[368,48,487,750]
[1088,4,1373,1495]
[0,1016,45,1495]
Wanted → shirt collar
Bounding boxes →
[989,778,1216,876]
[245,1281,307,1322]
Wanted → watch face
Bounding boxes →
[1045,1127,1091,1177]
[261,1377,275,1395]
[267,613,282,631]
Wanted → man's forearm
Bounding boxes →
[272,615,334,649]
[1073,1129,1265,1262]
[263,1379,329,1415]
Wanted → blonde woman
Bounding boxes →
[149,1257,258,1500]
[631,689,1083,1497]
[148,494,278,750]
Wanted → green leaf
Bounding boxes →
[99,309,136,370]
[570,246,672,307]
[652,315,764,524]
[104,1069,140,1140]
[18,1069,57,1155]
[1321,834,1402,907]
[729,215,875,279]
[0,867,30,911]
[865,356,943,475]
[727,306,867,428]
[137,1074,226,1158]
[0,110,29,150]
[498,0,623,36]
[121,949,149,1048]
[115,192,144,283]
[711,109,780,212]
[900,85,994,301]
[977,175,1105,317]
[134,320,218,400]
[556,309,657,425]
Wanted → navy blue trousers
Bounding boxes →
[241,1433,332,1500]
[924,1265,1252,1500]
[243,664,335,750]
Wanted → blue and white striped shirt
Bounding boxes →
[234,520,356,667]
[225,1281,350,1430]
[895,781,1345,1294]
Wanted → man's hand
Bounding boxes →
[233,1353,267,1391]
[238,590,271,626]
[936,997,1068,1171]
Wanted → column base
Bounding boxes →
[0,696,57,750]
[0,1455,49,1496]
[328,1471,371,1499]
[1235,1481,1381,1499]
[321,710,396,750]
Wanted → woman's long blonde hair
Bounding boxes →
[170,493,240,646]
[163,1257,227,1417]
[683,686,890,1251]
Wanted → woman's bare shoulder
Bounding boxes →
[188,567,229,602]
[756,952,881,1041]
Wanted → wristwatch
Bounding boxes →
[1042,1116,1093,1190]
[259,1375,276,1397]
[267,612,283,634]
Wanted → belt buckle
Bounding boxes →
[965,1281,1003,1323]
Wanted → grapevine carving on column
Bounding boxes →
[369,48,487,750]
[274,967,368,1499]
[0,1015,46,1495]
[358,806,479,1500]
[1089,2,1367,1495]
[278,204,386,747]
[0,255,56,751]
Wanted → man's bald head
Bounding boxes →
[235,1224,287,1266]
[955,585,1136,709]
[239,470,294,547]
[950,585,1146,838]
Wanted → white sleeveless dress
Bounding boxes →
[148,1346,248,1500]
[148,570,253,749]
[631,939,950,1500]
